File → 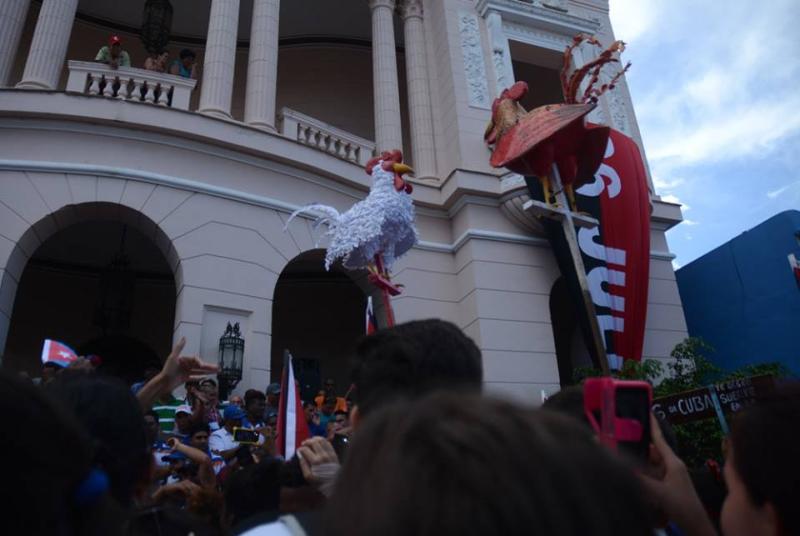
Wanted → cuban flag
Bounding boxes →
[41,339,78,368]
[275,350,310,460]
[789,254,800,289]
[365,295,378,335]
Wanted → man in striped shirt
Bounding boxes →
[153,394,183,434]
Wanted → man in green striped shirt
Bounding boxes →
[152,394,183,433]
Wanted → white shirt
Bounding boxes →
[209,427,239,454]
[208,427,265,456]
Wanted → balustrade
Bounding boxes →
[66,61,197,110]
[278,107,375,166]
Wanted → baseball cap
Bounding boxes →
[266,383,281,396]
[223,405,246,421]
[109,35,121,46]
[175,405,192,416]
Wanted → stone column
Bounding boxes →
[485,10,514,95]
[400,0,436,178]
[199,0,240,118]
[244,0,280,130]
[368,0,403,153]
[0,0,31,87]
[16,0,77,90]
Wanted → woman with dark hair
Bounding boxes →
[0,371,123,535]
[324,392,653,536]
[721,384,800,536]
[170,48,198,79]
[47,370,152,507]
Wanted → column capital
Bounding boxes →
[368,0,396,11]
[400,0,423,20]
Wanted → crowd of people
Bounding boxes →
[4,318,798,535]
[94,35,198,80]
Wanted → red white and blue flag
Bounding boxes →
[789,254,800,288]
[275,350,310,460]
[41,339,79,368]
[365,296,378,335]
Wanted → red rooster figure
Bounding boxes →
[485,35,630,210]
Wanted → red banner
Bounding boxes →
[576,128,651,365]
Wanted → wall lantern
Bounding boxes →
[218,322,244,399]
[141,0,174,54]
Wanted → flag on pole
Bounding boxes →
[789,253,800,289]
[365,295,378,335]
[275,350,310,460]
[41,339,78,368]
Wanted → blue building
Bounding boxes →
[676,210,800,375]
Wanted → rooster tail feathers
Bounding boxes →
[284,203,342,233]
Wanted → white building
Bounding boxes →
[0,0,686,403]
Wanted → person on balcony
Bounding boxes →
[94,35,131,69]
[169,49,198,79]
[144,50,170,73]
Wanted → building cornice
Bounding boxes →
[0,159,677,262]
[476,0,600,36]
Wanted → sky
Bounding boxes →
[608,0,800,268]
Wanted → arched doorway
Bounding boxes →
[549,277,593,387]
[3,204,176,384]
[270,250,375,402]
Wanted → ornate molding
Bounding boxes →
[367,0,395,11]
[457,11,491,109]
[476,0,599,35]
[399,0,423,20]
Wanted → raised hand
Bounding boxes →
[161,337,218,393]
[136,337,218,412]
[639,413,716,536]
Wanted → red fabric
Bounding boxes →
[275,355,310,460]
[598,129,651,363]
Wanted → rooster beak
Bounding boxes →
[392,163,413,176]
[392,163,413,193]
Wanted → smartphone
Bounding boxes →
[583,378,652,462]
[233,427,260,444]
[331,433,350,462]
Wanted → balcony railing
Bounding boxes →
[278,107,375,166]
[65,61,197,110]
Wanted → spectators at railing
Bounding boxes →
[5,319,799,536]
[95,35,131,69]
[169,49,199,80]
[143,50,170,73]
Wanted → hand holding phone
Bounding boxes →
[583,377,652,462]
[233,427,259,444]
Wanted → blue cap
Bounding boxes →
[161,451,189,463]
[223,405,246,421]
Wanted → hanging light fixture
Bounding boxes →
[94,225,135,335]
[141,0,174,54]
[218,322,245,400]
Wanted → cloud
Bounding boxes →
[767,183,797,199]
[647,99,800,167]
[672,260,682,270]
[660,194,689,211]
[652,175,685,191]
[682,218,699,226]
[608,0,660,43]
[619,1,800,171]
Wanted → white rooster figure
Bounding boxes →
[286,150,418,275]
